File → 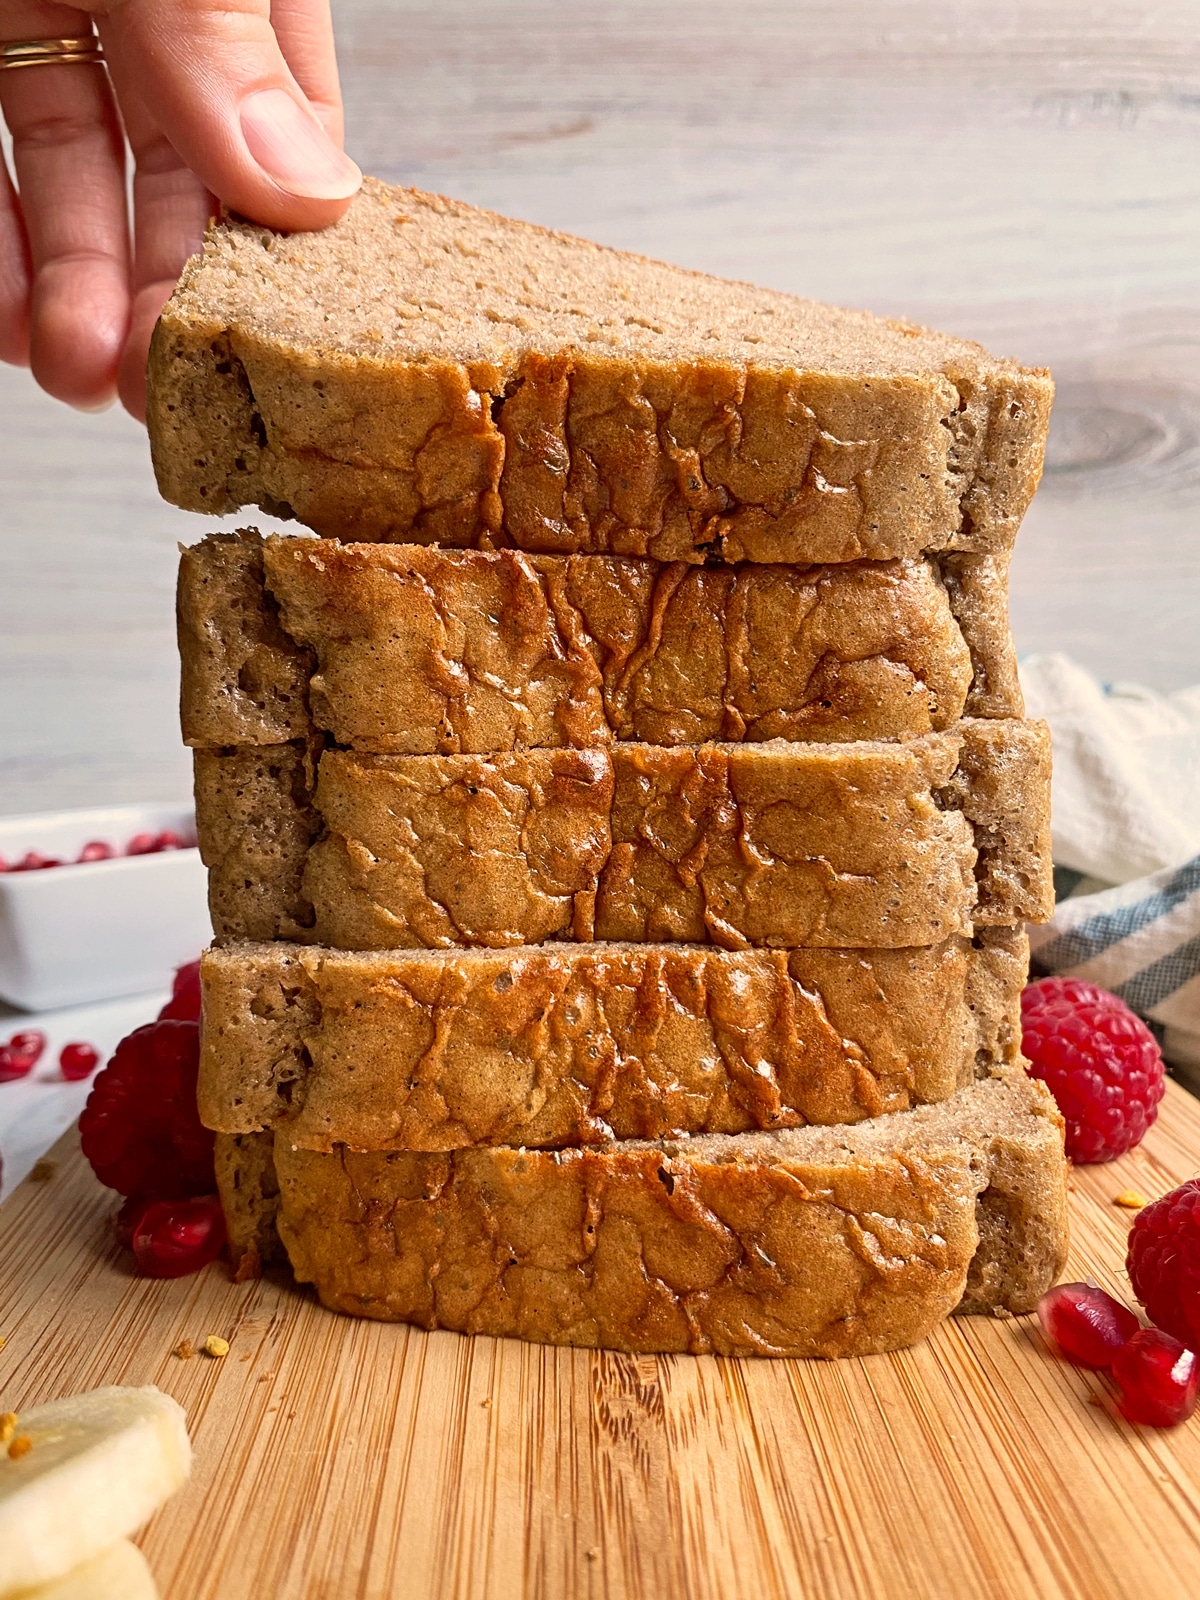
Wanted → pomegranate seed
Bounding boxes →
[1038,1282,1139,1368]
[7,1030,46,1063]
[1111,1328,1199,1426]
[113,1194,155,1252]
[60,1041,101,1081]
[131,1195,226,1278]
[0,1048,34,1083]
[77,839,115,863]
[0,1030,47,1082]
[152,830,185,852]
[125,832,159,855]
[158,958,202,1023]
[13,851,62,871]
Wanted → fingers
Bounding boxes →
[268,0,343,143]
[0,144,31,367]
[0,1,130,407]
[101,0,359,233]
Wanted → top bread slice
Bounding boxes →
[148,181,1052,562]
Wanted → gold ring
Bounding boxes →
[0,38,105,71]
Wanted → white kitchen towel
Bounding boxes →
[1021,654,1200,1068]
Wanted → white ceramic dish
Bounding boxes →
[0,804,210,1010]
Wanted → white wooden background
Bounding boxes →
[2,0,1200,817]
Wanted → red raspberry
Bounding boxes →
[76,839,115,863]
[0,1030,47,1082]
[79,1019,214,1198]
[1127,1178,1200,1351]
[1021,979,1165,1163]
[131,1195,226,1279]
[59,1041,101,1081]
[1111,1328,1198,1427]
[158,958,202,1023]
[1037,1282,1138,1367]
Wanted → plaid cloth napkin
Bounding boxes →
[1021,654,1200,1069]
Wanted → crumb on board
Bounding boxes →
[174,1339,196,1361]
[0,1413,16,1446]
[204,1335,230,1359]
[1114,1190,1148,1209]
[232,1246,262,1284]
[0,1335,6,1352]
[7,1435,31,1460]
[29,1159,55,1183]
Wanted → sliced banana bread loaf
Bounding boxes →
[198,930,1027,1150]
[178,530,1021,752]
[149,182,1051,562]
[193,722,1052,949]
[214,1068,1068,1358]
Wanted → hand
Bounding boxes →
[0,0,361,420]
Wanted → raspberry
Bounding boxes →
[76,839,114,863]
[59,1041,101,1081]
[0,1030,47,1082]
[131,1195,226,1279]
[1037,1282,1138,1367]
[79,1019,214,1198]
[1111,1328,1198,1427]
[1127,1178,1200,1351]
[125,832,159,855]
[1021,978,1165,1163]
[158,958,202,1023]
[1023,976,1130,1017]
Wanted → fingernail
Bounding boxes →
[240,88,362,202]
[73,394,117,415]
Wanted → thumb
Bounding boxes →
[100,0,360,233]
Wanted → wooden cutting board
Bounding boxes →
[3,1085,1200,1600]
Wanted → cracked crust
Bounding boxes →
[197,929,1027,1150]
[193,724,1052,951]
[148,182,1051,562]
[178,529,1025,753]
[213,1070,1067,1357]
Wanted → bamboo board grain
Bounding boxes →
[2,1087,1200,1600]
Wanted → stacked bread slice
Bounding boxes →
[155,180,1068,1358]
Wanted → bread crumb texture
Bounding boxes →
[148,182,1051,562]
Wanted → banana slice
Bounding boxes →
[0,1387,189,1598]
[11,1541,158,1599]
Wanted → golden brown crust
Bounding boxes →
[198,934,1025,1150]
[194,724,1051,950]
[212,1071,1066,1357]
[178,531,1029,752]
[148,182,1051,561]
